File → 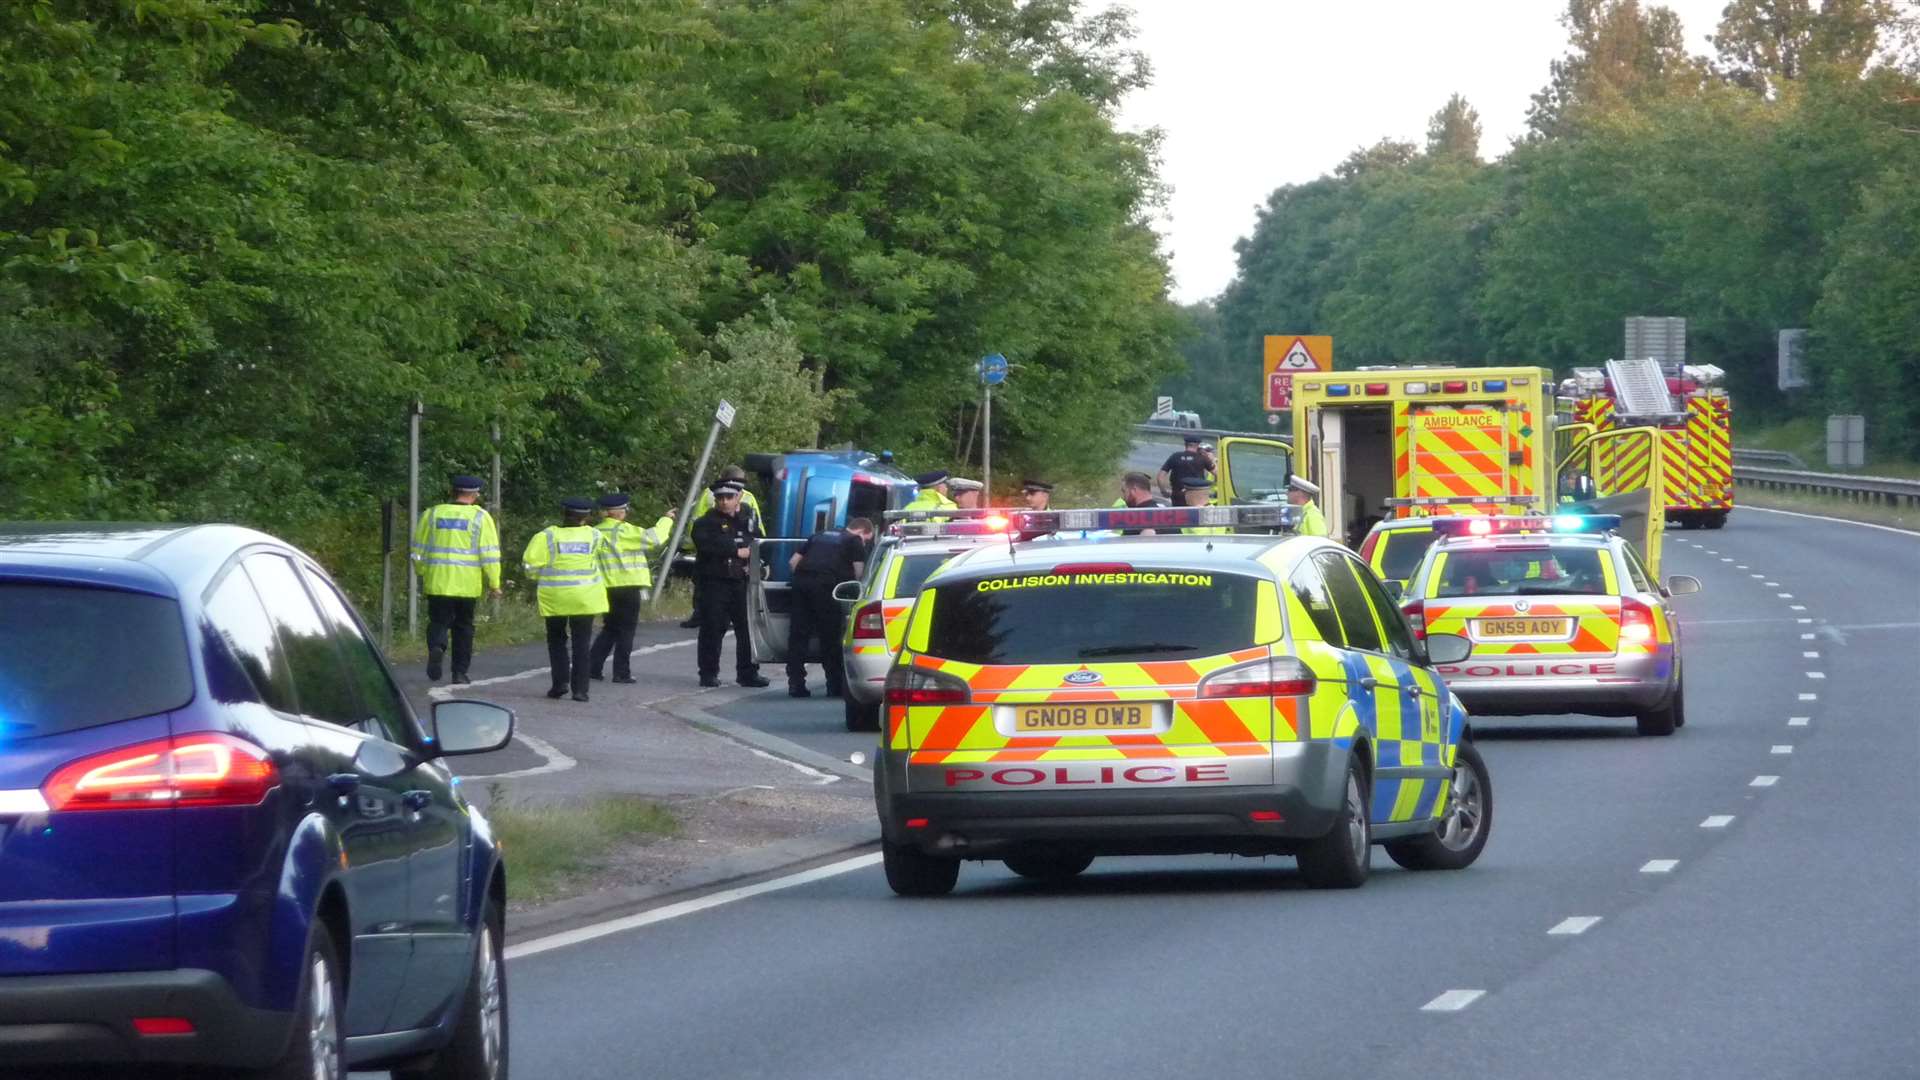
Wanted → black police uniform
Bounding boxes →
[1117,492,1170,536]
[785,528,865,695]
[691,488,766,687]
[1161,447,1212,505]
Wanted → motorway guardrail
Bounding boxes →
[1731,447,1806,469]
[1732,464,1920,507]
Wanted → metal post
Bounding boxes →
[490,421,502,621]
[982,382,993,501]
[379,498,395,651]
[406,400,422,639]
[649,400,737,610]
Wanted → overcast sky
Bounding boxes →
[1112,0,1735,304]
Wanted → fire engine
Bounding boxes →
[1563,358,1733,530]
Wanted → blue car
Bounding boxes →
[0,523,512,1078]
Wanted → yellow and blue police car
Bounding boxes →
[872,505,1491,897]
[1400,514,1701,736]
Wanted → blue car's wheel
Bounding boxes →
[399,894,509,1080]
[254,920,344,1080]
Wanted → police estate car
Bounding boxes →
[871,505,1491,897]
[1400,514,1701,736]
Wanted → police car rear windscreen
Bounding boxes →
[925,571,1259,665]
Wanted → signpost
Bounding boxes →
[979,354,1007,497]
[651,399,737,610]
[1153,395,1174,420]
[1263,335,1333,411]
[405,399,423,638]
[1778,329,1809,390]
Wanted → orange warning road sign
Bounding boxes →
[1263,335,1332,411]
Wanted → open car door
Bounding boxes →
[745,537,811,665]
[1215,436,1292,505]
[1558,426,1667,576]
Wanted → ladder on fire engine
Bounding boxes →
[1605,357,1684,422]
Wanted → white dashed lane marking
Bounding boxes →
[1799,692,1818,701]
[1752,775,1780,787]
[1421,990,1486,1012]
[1549,916,1603,935]
[1772,745,1795,755]
[1803,651,1820,658]
[1801,633,1816,640]
[1789,717,1810,727]
[1790,604,1807,611]
[1750,574,1765,579]
[1806,671,1826,679]
[1641,859,1680,874]
[1701,815,1735,828]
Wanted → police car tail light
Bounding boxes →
[43,733,278,812]
[1401,599,1426,640]
[852,601,887,639]
[1619,598,1657,645]
[1197,658,1316,699]
[885,666,970,706]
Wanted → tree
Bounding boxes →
[1527,0,1703,139]
[1426,93,1484,162]
[1335,138,1419,179]
[1711,0,1893,94]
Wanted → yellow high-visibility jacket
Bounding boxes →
[410,503,501,598]
[596,514,673,589]
[522,525,609,616]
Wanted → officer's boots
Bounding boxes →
[427,649,445,682]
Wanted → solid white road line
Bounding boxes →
[1740,504,1920,537]
[504,852,883,961]
[463,731,579,781]
[1772,745,1794,755]
[748,746,842,785]
[428,639,699,700]
[1789,717,1810,727]
[1641,859,1679,874]
[1701,815,1735,828]
[1421,989,1486,1012]
[1549,916,1602,935]
[1751,775,1780,787]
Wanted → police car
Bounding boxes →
[1400,515,1701,736]
[872,505,1491,897]
[1356,516,1449,598]
[836,514,1016,732]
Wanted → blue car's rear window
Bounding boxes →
[0,584,193,737]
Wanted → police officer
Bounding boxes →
[1021,479,1053,511]
[691,479,770,689]
[1158,435,1213,504]
[904,470,956,519]
[681,465,764,629]
[784,517,875,698]
[589,492,674,684]
[949,477,984,510]
[410,474,503,684]
[1288,474,1329,537]
[1181,479,1231,535]
[523,497,609,702]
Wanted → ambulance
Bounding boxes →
[1563,359,1733,530]
[872,505,1491,898]
[1288,366,1672,576]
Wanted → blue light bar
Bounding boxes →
[1325,385,1352,397]
[1483,379,1507,392]
[1012,505,1302,535]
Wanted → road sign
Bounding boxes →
[1262,335,1331,411]
[980,353,1008,385]
[1153,395,1174,419]
[715,399,736,428]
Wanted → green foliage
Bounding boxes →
[0,0,1176,603]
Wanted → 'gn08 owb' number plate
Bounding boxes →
[1014,703,1153,733]
[1475,617,1572,638]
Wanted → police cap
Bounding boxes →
[450,474,484,493]
[561,496,595,513]
[709,480,745,497]
[915,470,950,487]
[1021,478,1053,493]
[948,477,983,493]
[598,492,632,509]
[1288,474,1321,496]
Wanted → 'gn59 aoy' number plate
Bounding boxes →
[1475,617,1572,639]
[1012,703,1156,733]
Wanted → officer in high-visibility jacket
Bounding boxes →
[682,465,763,629]
[410,474,503,684]
[904,470,956,520]
[588,492,673,684]
[1288,475,1329,537]
[522,497,609,702]
[1181,480,1231,535]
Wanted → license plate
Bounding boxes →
[1476,617,1572,638]
[1013,703,1154,733]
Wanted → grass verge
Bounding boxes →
[485,789,681,908]
[1736,488,1917,532]
[1741,419,1920,479]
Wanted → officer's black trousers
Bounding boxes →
[589,587,644,679]
[545,614,596,697]
[696,578,757,681]
[785,575,847,694]
[425,595,477,676]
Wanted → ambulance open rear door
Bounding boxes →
[1557,427,1667,576]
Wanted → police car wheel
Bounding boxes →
[1671,672,1687,729]
[1636,685,1680,737]
[844,697,880,732]
[1296,757,1370,889]
[1002,852,1095,881]
[1385,740,1491,872]
[883,841,959,897]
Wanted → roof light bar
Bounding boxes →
[1433,514,1622,538]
